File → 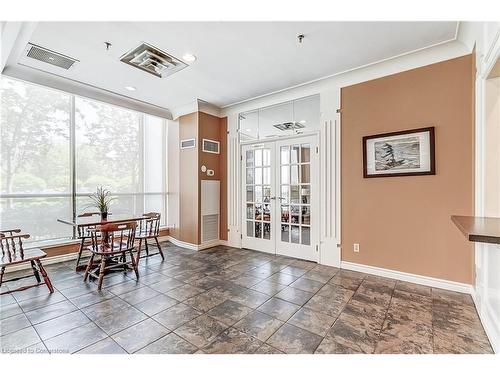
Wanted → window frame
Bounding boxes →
[0,77,169,243]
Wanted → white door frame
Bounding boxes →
[240,132,320,261]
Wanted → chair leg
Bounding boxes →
[83,253,95,282]
[129,250,139,280]
[154,237,165,261]
[36,259,54,293]
[75,237,85,270]
[30,260,41,283]
[135,238,142,265]
[0,267,5,287]
[145,239,149,256]
[122,251,128,272]
[97,256,106,291]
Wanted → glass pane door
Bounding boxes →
[241,145,275,254]
[275,135,318,261]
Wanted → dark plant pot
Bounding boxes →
[101,212,108,221]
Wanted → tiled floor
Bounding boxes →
[0,242,493,354]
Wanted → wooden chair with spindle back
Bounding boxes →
[84,221,138,291]
[75,212,102,271]
[135,212,164,264]
[0,229,54,295]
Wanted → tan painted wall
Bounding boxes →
[174,112,228,245]
[341,54,475,284]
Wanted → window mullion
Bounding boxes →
[70,95,77,239]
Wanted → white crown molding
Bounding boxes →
[341,261,474,295]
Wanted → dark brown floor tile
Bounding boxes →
[302,270,335,283]
[118,286,160,305]
[251,280,287,296]
[111,318,170,353]
[288,307,336,336]
[267,323,322,354]
[70,289,114,309]
[227,288,270,309]
[147,277,186,294]
[0,313,31,336]
[230,274,263,288]
[152,303,201,330]
[257,297,300,321]
[280,266,308,278]
[0,302,23,320]
[134,294,178,316]
[395,280,431,297]
[34,310,90,340]
[265,272,299,285]
[203,327,263,354]
[18,291,66,312]
[433,329,493,354]
[136,332,198,354]
[375,311,433,354]
[174,314,228,348]
[289,277,324,293]
[275,286,314,306]
[166,284,206,302]
[93,306,147,335]
[328,270,365,291]
[25,300,78,325]
[233,310,283,342]
[184,289,228,312]
[304,284,354,318]
[319,317,379,354]
[0,326,41,352]
[254,343,284,354]
[81,297,130,321]
[44,322,107,354]
[207,300,252,325]
[77,337,127,354]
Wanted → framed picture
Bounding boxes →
[363,126,435,178]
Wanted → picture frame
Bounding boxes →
[363,126,435,178]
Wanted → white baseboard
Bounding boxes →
[341,261,474,295]
[166,236,222,251]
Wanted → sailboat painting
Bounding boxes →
[363,127,435,178]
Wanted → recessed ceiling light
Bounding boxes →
[299,120,307,124]
[182,53,197,63]
[125,86,137,91]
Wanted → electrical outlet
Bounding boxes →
[353,243,360,253]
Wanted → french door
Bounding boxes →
[241,135,319,261]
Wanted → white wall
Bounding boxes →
[458,21,500,353]
[167,119,180,231]
[222,38,470,269]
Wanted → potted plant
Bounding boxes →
[87,186,115,220]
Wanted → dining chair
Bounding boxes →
[135,212,164,264]
[0,229,54,295]
[75,212,101,271]
[84,221,138,291]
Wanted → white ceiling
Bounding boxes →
[6,21,457,112]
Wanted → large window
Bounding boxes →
[1,77,168,243]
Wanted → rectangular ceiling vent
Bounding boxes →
[120,42,187,78]
[273,122,306,131]
[25,43,78,70]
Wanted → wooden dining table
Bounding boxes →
[57,214,149,271]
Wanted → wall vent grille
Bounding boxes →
[202,214,219,242]
[25,43,78,70]
[202,139,220,154]
[180,139,196,149]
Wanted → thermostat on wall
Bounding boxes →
[201,165,207,172]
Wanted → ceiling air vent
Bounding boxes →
[120,42,187,78]
[273,122,306,131]
[25,43,79,70]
